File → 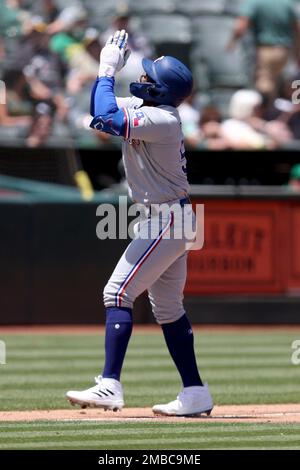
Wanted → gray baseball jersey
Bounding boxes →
[103,97,194,324]
[116,96,190,205]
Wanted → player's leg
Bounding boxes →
[66,213,186,409]
[148,253,203,387]
[148,254,213,416]
[101,214,186,381]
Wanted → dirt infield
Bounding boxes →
[1,404,300,423]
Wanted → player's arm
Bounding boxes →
[90,30,131,138]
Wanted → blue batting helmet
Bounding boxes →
[130,56,193,108]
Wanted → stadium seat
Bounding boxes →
[84,0,127,18]
[55,0,84,10]
[224,0,245,16]
[175,0,226,16]
[141,14,192,44]
[191,16,253,89]
[51,121,72,140]
[85,0,141,31]
[0,126,27,146]
[192,62,211,91]
[129,0,176,15]
[293,0,300,19]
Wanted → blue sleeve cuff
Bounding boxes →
[90,107,130,139]
[90,76,118,117]
[90,76,130,138]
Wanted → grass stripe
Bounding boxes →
[2,434,300,444]
[1,421,300,450]
[0,330,300,449]
[1,358,295,372]
[2,427,300,439]
[6,345,295,357]
[2,383,300,393]
[1,435,300,450]
[1,372,298,387]
[0,370,296,387]
[2,421,300,431]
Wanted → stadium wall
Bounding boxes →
[0,176,300,324]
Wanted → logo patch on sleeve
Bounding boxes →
[133,111,145,127]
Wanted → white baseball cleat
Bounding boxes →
[152,383,213,417]
[66,375,124,411]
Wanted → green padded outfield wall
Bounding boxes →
[1,176,300,324]
[0,176,150,324]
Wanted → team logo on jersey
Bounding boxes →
[133,111,145,127]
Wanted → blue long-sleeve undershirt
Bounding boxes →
[89,76,129,138]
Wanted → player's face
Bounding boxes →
[139,74,154,84]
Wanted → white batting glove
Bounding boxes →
[98,29,131,78]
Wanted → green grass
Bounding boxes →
[0,421,300,450]
[1,330,300,409]
[0,329,300,449]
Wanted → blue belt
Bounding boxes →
[179,197,191,207]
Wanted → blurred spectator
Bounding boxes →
[261,75,300,140]
[0,0,33,58]
[200,106,228,151]
[66,28,102,95]
[47,5,103,96]
[178,93,201,141]
[23,30,68,122]
[2,68,32,117]
[32,0,59,24]
[101,3,153,96]
[182,104,228,150]
[26,101,55,148]
[47,4,87,37]
[84,28,102,63]
[48,5,88,62]
[227,0,300,98]
[9,22,50,71]
[1,0,300,154]
[221,89,292,150]
[288,164,300,190]
[101,3,153,57]
[0,76,31,126]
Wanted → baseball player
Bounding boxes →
[66,30,213,416]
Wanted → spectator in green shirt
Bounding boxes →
[228,0,300,97]
[288,163,300,190]
[48,5,88,63]
[0,0,33,59]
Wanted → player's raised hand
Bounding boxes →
[98,29,131,78]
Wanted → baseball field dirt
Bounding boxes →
[1,404,300,423]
